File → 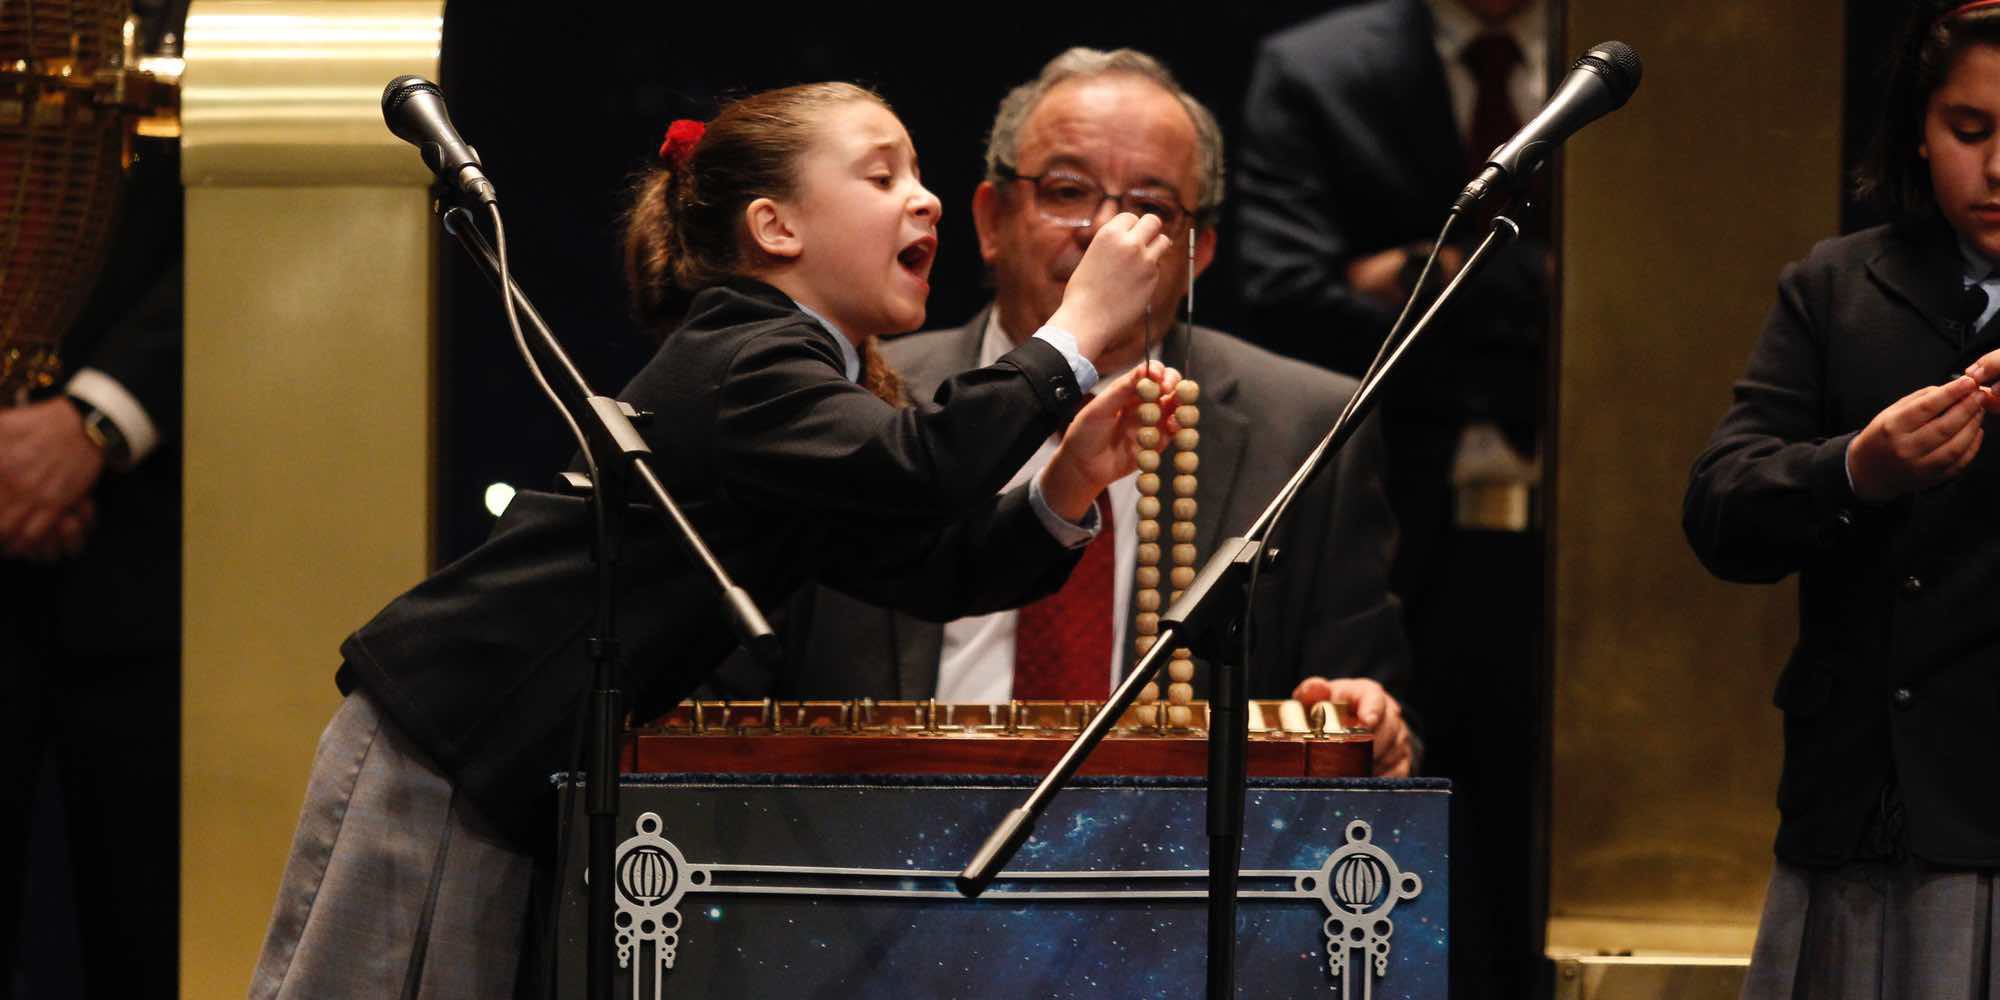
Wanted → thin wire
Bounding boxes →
[486,201,604,1000]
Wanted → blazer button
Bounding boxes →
[1892,687,1915,710]
[1900,576,1924,595]
[1053,384,1074,403]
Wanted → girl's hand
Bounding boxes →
[1037,361,1181,521]
[1846,375,1986,502]
[1046,213,1174,361]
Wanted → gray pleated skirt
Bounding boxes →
[1741,857,1998,999]
[249,690,537,1000]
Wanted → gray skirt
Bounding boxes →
[1741,857,1997,999]
[249,690,537,1000]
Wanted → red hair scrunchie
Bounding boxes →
[659,119,706,167]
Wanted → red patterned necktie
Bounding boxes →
[1013,491,1115,699]
[1461,31,1525,179]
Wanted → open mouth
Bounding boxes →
[897,234,936,278]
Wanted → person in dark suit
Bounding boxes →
[1233,4,1548,991]
[0,107,184,1000]
[1686,5,2000,994]
[710,48,1417,775]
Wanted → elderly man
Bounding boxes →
[715,48,1416,775]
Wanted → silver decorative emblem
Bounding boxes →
[1308,819,1423,993]
[611,812,696,987]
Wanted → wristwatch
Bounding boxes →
[65,395,132,467]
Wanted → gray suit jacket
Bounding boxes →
[708,310,1413,705]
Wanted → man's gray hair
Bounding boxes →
[984,47,1225,223]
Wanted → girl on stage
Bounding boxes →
[1686,3,2000,994]
[250,81,1178,998]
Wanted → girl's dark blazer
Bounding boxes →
[335,279,1092,849]
[1686,216,2000,867]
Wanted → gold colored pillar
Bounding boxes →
[179,3,440,995]
[1547,0,1843,984]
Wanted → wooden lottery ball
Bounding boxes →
[1137,450,1161,473]
[1173,451,1198,474]
[1172,543,1198,566]
[1137,496,1161,519]
[1138,473,1161,496]
[1136,402,1162,425]
[1173,474,1198,497]
[1136,566,1160,589]
[1136,590,1161,612]
[1167,705,1194,728]
[1174,428,1199,451]
[1136,519,1160,542]
[1171,566,1197,589]
[1168,658,1196,683]
[1168,682,1194,703]
[1176,379,1199,404]
[1136,612,1160,634]
[1136,426,1162,449]
[1135,634,1156,655]
[1176,405,1200,428]
[1137,542,1161,565]
[1136,378,1161,402]
[1173,498,1197,520]
[1171,521,1196,543]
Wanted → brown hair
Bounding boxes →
[623,82,907,404]
[1856,2,2000,217]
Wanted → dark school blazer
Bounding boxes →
[1685,216,2000,867]
[336,279,1090,849]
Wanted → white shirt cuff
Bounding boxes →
[66,367,160,465]
[1027,472,1101,549]
[1031,325,1099,393]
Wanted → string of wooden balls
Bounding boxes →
[1132,371,1200,729]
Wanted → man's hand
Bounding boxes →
[1344,244,1467,311]
[0,398,106,559]
[1846,375,1987,503]
[1292,676,1413,778]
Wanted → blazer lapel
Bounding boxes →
[1868,219,1976,348]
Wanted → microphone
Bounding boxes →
[1453,41,1642,216]
[381,75,497,205]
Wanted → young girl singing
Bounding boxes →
[1686,3,2000,994]
[250,82,1178,998]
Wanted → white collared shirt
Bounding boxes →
[1959,238,2000,332]
[1426,0,1550,143]
[933,312,1139,702]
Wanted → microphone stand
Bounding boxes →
[959,213,1521,998]
[435,199,779,1000]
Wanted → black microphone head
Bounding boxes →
[381,74,443,139]
[1576,41,1642,108]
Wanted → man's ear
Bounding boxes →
[1192,224,1218,280]
[970,181,1005,266]
[745,197,804,260]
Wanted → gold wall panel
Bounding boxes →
[1549,0,1842,954]
[181,2,440,996]
[182,1,439,186]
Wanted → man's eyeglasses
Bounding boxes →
[995,163,1200,231]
